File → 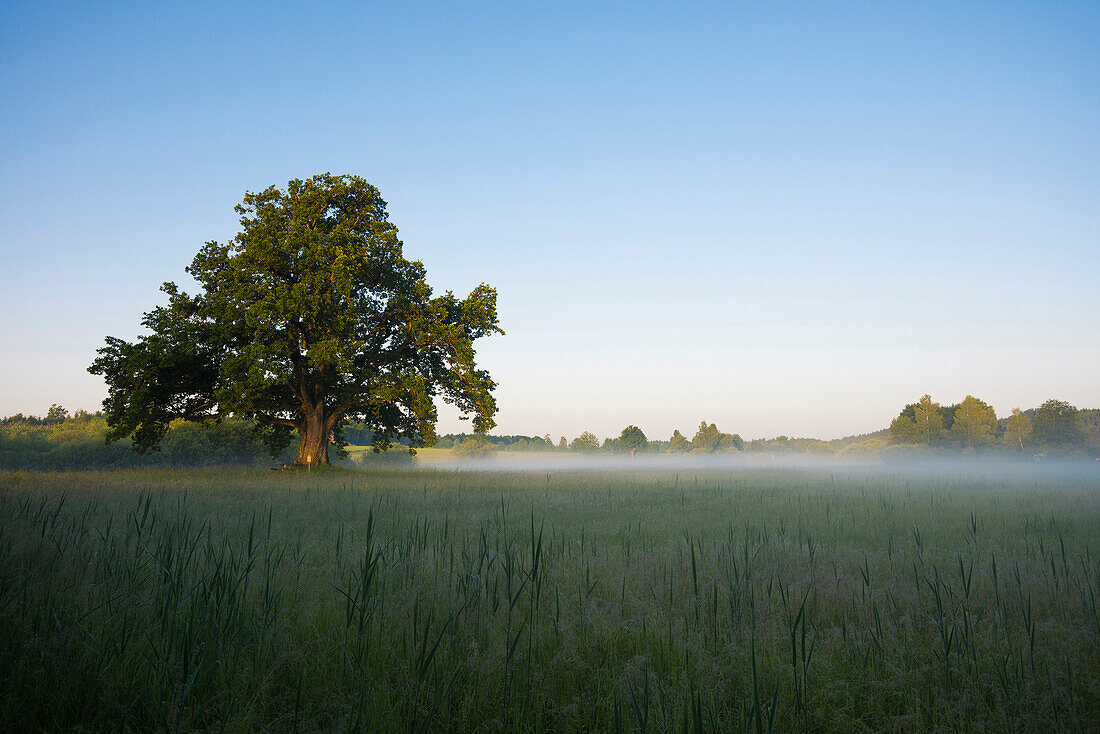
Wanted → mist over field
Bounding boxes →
[418,450,1100,479]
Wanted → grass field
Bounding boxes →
[0,465,1097,731]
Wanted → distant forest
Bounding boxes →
[1,396,1096,470]
[436,397,1100,460]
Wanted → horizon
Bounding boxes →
[3,395,1092,447]
[2,2,1097,440]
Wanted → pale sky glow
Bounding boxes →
[2,1,1098,441]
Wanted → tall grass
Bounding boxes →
[0,466,1097,731]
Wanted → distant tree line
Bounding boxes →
[886,395,1097,457]
[435,421,743,457]
[424,398,1100,462]
[0,406,292,470]
[4,396,1095,470]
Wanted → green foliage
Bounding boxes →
[745,436,819,454]
[891,394,990,450]
[1005,408,1030,451]
[89,174,501,465]
[887,395,1097,457]
[692,421,743,453]
[717,432,744,452]
[453,435,496,459]
[950,395,998,450]
[571,431,600,453]
[914,394,944,445]
[894,396,959,446]
[939,402,960,431]
[617,425,648,455]
[341,422,375,446]
[45,404,68,423]
[434,434,551,451]
[1077,409,1100,452]
[692,421,721,452]
[0,411,280,470]
[668,429,690,454]
[804,440,835,456]
[1031,399,1083,451]
[889,414,922,444]
[836,437,889,459]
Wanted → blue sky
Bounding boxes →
[2,1,1097,440]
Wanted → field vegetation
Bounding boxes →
[1,465,1097,731]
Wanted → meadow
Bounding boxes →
[0,464,1097,732]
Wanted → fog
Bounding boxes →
[417,452,1100,483]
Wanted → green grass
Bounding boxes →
[0,466,1097,731]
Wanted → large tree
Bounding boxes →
[90,174,502,467]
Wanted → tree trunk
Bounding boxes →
[296,408,331,467]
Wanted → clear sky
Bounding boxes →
[2,1,1098,441]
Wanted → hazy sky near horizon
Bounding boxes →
[2,1,1098,441]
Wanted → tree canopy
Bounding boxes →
[90,174,502,466]
[617,425,648,456]
[950,395,997,450]
[668,429,690,454]
[1031,399,1082,450]
[571,431,600,453]
[690,421,743,453]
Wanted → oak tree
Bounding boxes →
[90,174,502,467]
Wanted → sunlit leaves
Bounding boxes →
[91,174,501,461]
